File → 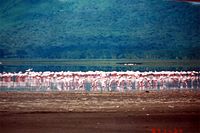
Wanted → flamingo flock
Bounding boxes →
[0,71,199,92]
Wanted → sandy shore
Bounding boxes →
[0,90,200,133]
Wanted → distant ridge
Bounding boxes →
[0,0,200,59]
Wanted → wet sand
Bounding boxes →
[0,90,200,133]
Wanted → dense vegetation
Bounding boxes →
[0,0,200,59]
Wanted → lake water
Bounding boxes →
[0,60,200,92]
[1,60,200,72]
[1,71,200,92]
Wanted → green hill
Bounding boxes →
[0,0,200,59]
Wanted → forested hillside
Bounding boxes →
[0,0,200,59]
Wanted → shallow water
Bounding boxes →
[1,59,200,72]
[1,60,200,92]
[1,71,200,92]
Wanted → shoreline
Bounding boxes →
[0,90,199,113]
[0,90,199,133]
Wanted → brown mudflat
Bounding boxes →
[0,90,200,133]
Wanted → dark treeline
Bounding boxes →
[0,0,200,59]
[1,44,199,59]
